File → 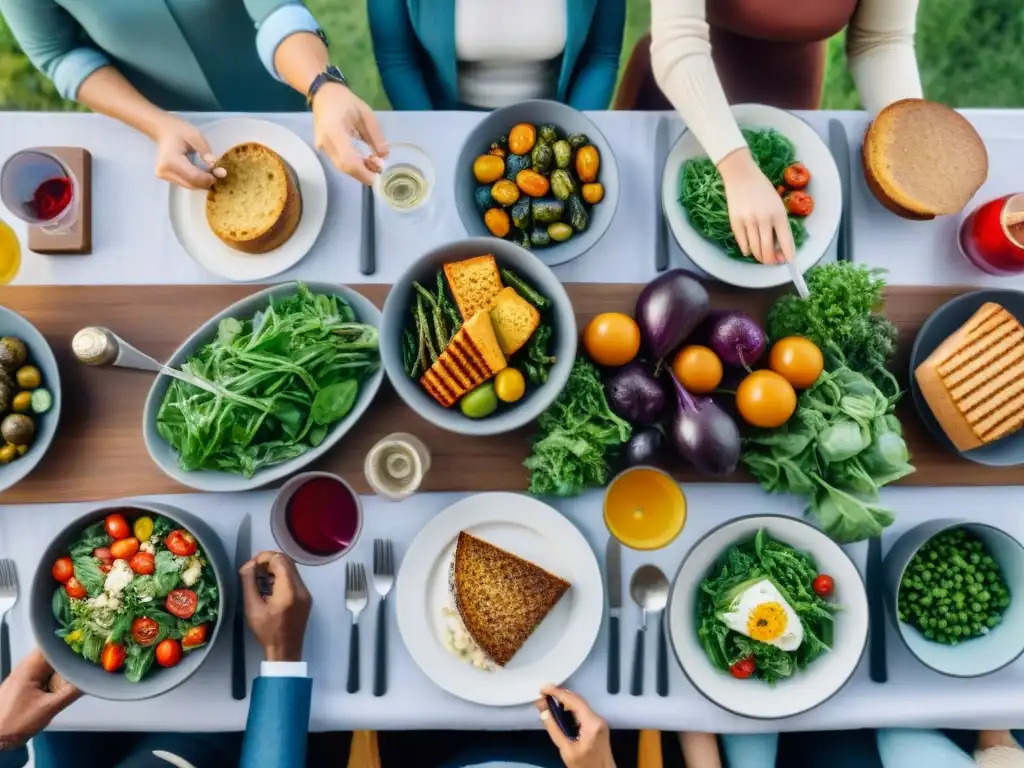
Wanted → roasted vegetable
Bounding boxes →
[499,268,551,310]
[0,382,11,413]
[510,198,532,231]
[582,182,604,204]
[1,413,33,446]
[567,133,590,150]
[0,337,26,371]
[484,208,511,237]
[548,222,573,242]
[531,142,554,174]
[516,169,549,197]
[510,227,531,249]
[505,153,531,181]
[538,124,559,144]
[553,140,572,170]
[473,154,505,184]
[16,366,40,390]
[0,444,14,464]
[508,123,537,155]
[576,146,600,183]
[529,227,552,248]
[474,185,495,213]
[567,195,589,232]
[487,144,506,158]
[532,197,565,225]
[550,169,576,201]
[490,179,520,206]
[11,391,30,413]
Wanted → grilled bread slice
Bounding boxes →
[862,99,987,220]
[915,302,1024,451]
[206,143,301,253]
[453,532,570,667]
[419,311,507,407]
[444,255,503,320]
[490,286,541,356]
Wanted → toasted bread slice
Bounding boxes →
[915,302,1024,451]
[489,287,541,356]
[453,532,570,667]
[444,255,503,320]
[461,311,507,377]
[418,318,503,407]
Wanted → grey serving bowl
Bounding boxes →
[380,237,577,436]
[143,281,384,492]
[454,99,620,267]
[909,289,1024,466]
[0,305,61,493]
[883,519,1024,677]
[29,501,234,701]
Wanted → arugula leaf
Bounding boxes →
[52,586,71,628]
[72,556,106,596]
[154,551,180,596]
[69,534,110,559]
[124,642,155,683]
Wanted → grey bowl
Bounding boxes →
[454,99,619,267]
[380,237,577,436]
[883,519,1024,677]
[143,281,384,492]
[909,289,1024,466]
[0,305,61,492]
[29,501,234,701]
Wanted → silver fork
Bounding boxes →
[372,540,395,697]
[0,560,19,682]
[345,562,368,694]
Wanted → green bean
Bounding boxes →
[416,295,436,368]
[499,268,550,309]
[402,329,416,376]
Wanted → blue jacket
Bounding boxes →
[367,0,625,111]
[240,675,313,768]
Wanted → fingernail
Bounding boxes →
[214,168,227,178]
[202,153,215,165]
[539,709,551,720]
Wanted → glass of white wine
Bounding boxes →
[373,142,435,217]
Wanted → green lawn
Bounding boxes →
[1,0,1022,112]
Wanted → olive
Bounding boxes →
[15,366,40,390]
[0,337,27,371]
[1,413,34,446]
[0,444,16,464]
[11,392,30,413]
[459,382,498,419]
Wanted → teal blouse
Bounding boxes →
[0,0,320,111]
[367,0,626,111]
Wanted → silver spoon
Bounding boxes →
[629,565,669,696]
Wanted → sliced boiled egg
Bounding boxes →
[718,579,804,652]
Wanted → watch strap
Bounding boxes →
[307,65,348,107]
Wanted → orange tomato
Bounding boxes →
[769,337,824,389]
[583,313,641,367]
[736,370,797,428]
[672,345,723,394]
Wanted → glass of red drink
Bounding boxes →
[0,150,79,233]
[271,472,363,565]
[958,193,1024,275]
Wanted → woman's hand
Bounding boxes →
[0,649,81,750]
[311,82,389,186]
[152,114,226,190]
[537,685,616,768]
[717,149,795,265]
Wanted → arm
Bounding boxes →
[366,0,435,110]
[847,0,923,113]
[679,733,723,768]
[0,650,80,751]
[567,0,627,111]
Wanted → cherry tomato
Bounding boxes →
[776,184,787,196]
[672,345,723,394]
[64,576,87,599]
[182,624,208,650]
[100,564,112,574]
[104,513,130,540]
[783,191,814,217]
[813,574,835,597]
[582,313,641,368]
[52,557,74,584]
[131,617,160,647]
[93,547,113,565]
[101,642,126,673]
[736,370,797,428]
[730,657,756,679]
[166,530,198,558]
[166,589,198,619]
[129,551,155,575]
[156,639,183,668]
[783,163,811,190]
[769,337,824,390]
[110,537,140,561]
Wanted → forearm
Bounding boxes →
[847,0,923,113]
[679,732,723,768]
[272,31,328,98]
[75,66,168,140]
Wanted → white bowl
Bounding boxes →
[661,104,841,289]
[666,515,868,719]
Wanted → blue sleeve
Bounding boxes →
[240,676,313,768]
[721,733,779,768]
[567,0,626,111]
[366,0,434,110]
[248,2,322,82]
[0,0,110,101]
[876,730,974,768]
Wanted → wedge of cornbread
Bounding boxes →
[489,286,540,356]
[443,255,503,320]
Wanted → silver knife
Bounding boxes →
[829,119,853,264]
[606,538,622,694]
[653,116,670,272]
[231,514,251,701]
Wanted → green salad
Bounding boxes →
[156,284,379,478]
[51,511,218,683]
[697,530,837,684]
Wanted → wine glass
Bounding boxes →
[0,149,80,234]
[372,142,436,220]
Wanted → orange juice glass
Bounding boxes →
[603,466,686,550]
[0,220,20,285]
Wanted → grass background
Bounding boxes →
[0,0,1022,112]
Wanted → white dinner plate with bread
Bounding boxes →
[168,117,327,282]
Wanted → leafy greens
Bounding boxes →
[156,284,379,477]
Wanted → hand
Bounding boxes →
[0,650,81,750]
[717,148,795,265]
[537,686,615,768]
[312,82,389,185]
[240,551,312,662]
[152,114,227,190]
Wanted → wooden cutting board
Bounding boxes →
[0,283,1014,505]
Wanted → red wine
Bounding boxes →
[30,177,73,221]
[286,477,360,556]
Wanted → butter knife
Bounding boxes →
[606,538,622,694]
[360,183,376,276]
[653,116,670,273]
[232,514,251,700]
[829,119,853,265]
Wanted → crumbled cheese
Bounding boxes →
[140,541,156,555]
[441,605,495,671]
[181,557,202,588]
[86,592,120,612]
[104,559,134,597]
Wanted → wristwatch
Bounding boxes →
[307,65,348,107]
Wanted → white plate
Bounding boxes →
[661,104,841,289]
[168,118,328,282]
[666,515,868,720]
[395,492,603,706]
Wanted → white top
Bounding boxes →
[650,0,924,164]
[455,0,567,109]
